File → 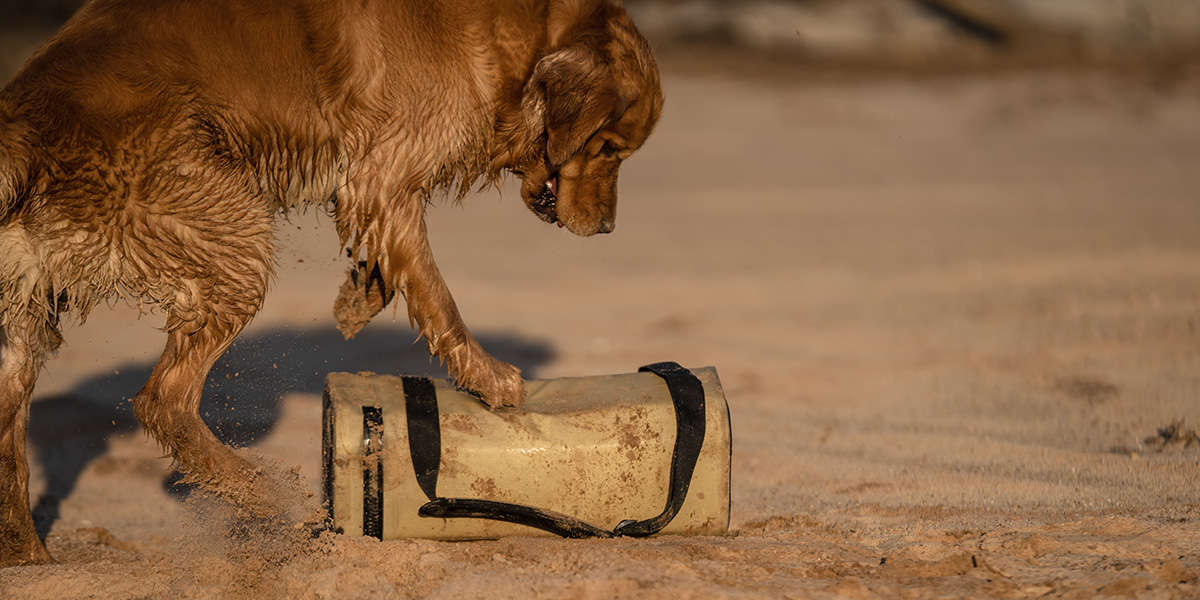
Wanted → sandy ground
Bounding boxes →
[1,61,1199,598]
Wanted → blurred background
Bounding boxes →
[4,1,1200,78]
[629,0,1200,69]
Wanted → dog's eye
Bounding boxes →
[599,140,619,158]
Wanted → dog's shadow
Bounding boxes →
[27,325,555,538]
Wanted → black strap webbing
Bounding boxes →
[402,376,440,501]
[614,361,706,537]
[361,406,384,539]
[418,498,615,539]
[402,361,706,538]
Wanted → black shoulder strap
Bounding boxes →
[400,362,707,538]
[418,498,616,539]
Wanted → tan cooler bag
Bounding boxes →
[322,362,730,539]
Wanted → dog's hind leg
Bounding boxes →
[128,205,278,514]
[0,318,57,566]
[133,320,260,504]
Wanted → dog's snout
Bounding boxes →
[597,219,615,234]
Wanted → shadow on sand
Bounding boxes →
[27,324,555,538]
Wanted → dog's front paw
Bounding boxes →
[461,355,525,409]
[333,264,394,340]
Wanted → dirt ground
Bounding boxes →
[1,57,1199,598]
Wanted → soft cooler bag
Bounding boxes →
[322,362,731,539]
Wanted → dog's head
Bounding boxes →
[514,2,663,236]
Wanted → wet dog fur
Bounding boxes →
[0,0,662,565]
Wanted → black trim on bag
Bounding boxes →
[362,406,384,539]
[402,361,707,538]
[724,393,733,532]
[321,389,337,532]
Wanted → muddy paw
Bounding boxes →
[333,263,394,340]
[464,358,525,409]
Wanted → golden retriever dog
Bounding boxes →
[0,0,663,565]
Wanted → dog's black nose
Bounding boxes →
[597,220,615,234]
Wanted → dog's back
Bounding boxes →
[2,0,334,202]
[3,0,504,220]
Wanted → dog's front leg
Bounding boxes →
[372,198,524,408]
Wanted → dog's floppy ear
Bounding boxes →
[523,46,619,167]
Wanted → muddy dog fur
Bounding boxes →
[0,0,662,565]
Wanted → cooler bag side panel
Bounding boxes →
[662,367,731,535]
